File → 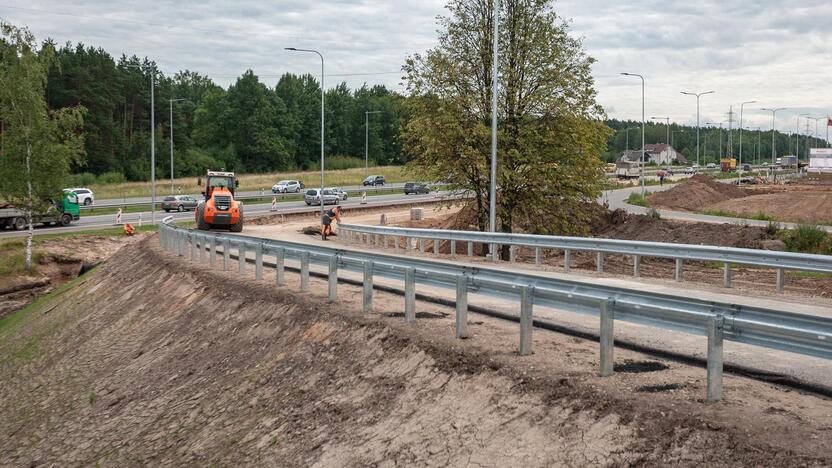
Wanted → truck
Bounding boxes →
[780,155,798,167]
[616,160,640,179]
[720,158,737,172]
[196,170,244,232]
[0,192,81,230]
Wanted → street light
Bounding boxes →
[807,116,822,158]
[681,90,715,167]
[761,107,786,164]
[651,116,670,163]
[364,110,381,177]
[796,113,808,159]
[122,63,157,222]
[169,98,185,193]
[621,72,645,196]
[285,47,325,222]
[489,0,499,259]
[739,100,756,168]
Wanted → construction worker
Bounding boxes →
[321,205,342,241]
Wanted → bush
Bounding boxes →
[69,172,97,186]
[782,224,830,254]
[626,191,651,207]
[765,220,781,236]
[97,171,127,184]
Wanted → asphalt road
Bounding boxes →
[0,191,449,239]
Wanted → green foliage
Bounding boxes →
[97,171,127,184]
[403,0,609,241]
[782,224,830,254]
[626,191,651,207]
[69,172,98,186]
[765,220,781,236]
[306,155,366,171]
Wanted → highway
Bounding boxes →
[0,191,448,239]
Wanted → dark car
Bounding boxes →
[404,182,430,195]
[362,175,385,186]
[162,195,199,212]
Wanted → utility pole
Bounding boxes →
[796,113,808,159]
[489,0,499,258]
[681,90,715,167]
[364,110,381,177]
[726,106,735,159]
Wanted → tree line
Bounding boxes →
[41,42,407,182]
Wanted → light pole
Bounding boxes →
[489,0,499,256]
[123,63,156,222]
[807,117,821,158]
[625,126,638,152]
[651,116,670,163]
[364,110,381,178]
[762,107,786,164]
[739,100,756,168]
[681,90,715,167]
[756,127,762,165]
[169,98,185,193]
[285,47,325,222]
[796,113,808,159]
[621,72,645,195]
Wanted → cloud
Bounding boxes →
[1,0,829,134]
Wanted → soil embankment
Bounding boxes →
[2,237,832,465]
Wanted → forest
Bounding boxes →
[42,42,406,183]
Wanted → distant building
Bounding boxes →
[619,146,686,165]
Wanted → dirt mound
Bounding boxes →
[648,174,749,211]
[597,213,772,248]
[2,238,831,465]
[706,191,832,224]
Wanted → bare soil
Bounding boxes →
[1,237,831,466]
[647,174,750,211]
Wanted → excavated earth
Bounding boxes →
[2,236,832,466]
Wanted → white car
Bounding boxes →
[706,163,717,169]
[271,180,302,193]
[327,187,348,200]
[65,187,94,205]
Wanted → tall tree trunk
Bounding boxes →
[24,140,34,273]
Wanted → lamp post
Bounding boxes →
[651,116,670,163]
[807,117,821,159]
[364,110,381,178]
[756,127,762,165]
[621,72,645,196]
[285,47,325,222]
[489,0,499,259]
[796,113,808,160]
[169,98,185,193]
[123,63,156,222]
[762,107,786,164]
[739,100,756,168]
[681,90,715,167]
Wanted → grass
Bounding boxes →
[0,241,47,277]
[782,224,831,255]
[85,165,407,200]
[626,191,652,207]
[702,209,778,222]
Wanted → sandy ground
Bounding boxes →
[2,236,832,466]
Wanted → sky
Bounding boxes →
[1,0,830,137]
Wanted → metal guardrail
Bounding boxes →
[337,223,832,293]
[158,217,832,402]
[81,183,448,210]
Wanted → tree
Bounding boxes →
[0,23,85,272]
[403,0,609,257]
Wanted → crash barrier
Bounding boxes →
[159,217,832,403]
[337,223,832,294]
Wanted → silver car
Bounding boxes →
[327,187,348,200]
[162,195,199,212]
[304,189,339,206]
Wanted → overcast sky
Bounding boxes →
[1,0,830,135]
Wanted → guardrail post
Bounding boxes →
[455,275,468,339]
[776,268,785,293]
[451,240,456,256]
[384,235,389,249]
[723,263,732,288]
[190,234,199,261]
[675,258,684,282]
[300,251,310,292]
[434,238,440,255]
[210,236,217,267]
[535,247,541,267]
[419,238,425,254]
[596,252,604,273]
[406,237,412,252]
[706,315,725,402]
[393,236,400,252]
[178,231,185,257]
[405,267,416,323]
[509,245,517,264]
[599,299,615,377]
[467,241,473,257]
[275,247,285,286]
[633,255,641,277]
[490,243,498,262]
[328,255,338,301]
[363,260,374,313]
[223,239,230,271]
[198,235,205,262]
[564,249,571,272]
[375,234,381,246]
[238,241,246,276]
[519,286,534,356]
[255,243,264,281]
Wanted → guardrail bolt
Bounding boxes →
[599,299,615,377]
[363,261,374,313]
[455,275,469,339]
[405,267,416,323]
[300,251,310,292]
[706,315,725,403]
[519,286,535,356]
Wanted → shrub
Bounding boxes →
[782,224,830,254]
[626,191,651,207]
[97,171,127,184]
[765,220,781,236]
[69,172,97,186]
[647,207,661,220]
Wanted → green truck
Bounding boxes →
[0,192,81,230]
